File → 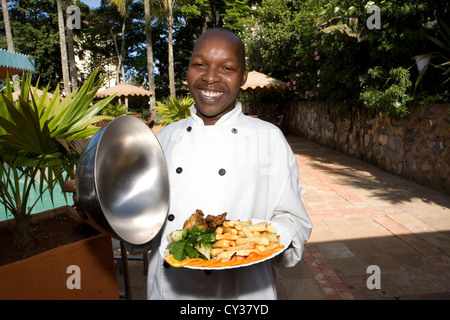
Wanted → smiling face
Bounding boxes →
[187,28,248,125]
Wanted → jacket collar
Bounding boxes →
[190,102,242,126]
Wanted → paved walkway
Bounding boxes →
[115,133,450,300]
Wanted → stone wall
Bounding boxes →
[280,101,450,194]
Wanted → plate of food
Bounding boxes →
[160,210,292,270]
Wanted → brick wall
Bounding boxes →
[277,101,450,194]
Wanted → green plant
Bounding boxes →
[154,95,194,125]
[426,19,450,86]
[103,102,129,118]
[0,69,114,250]
[359,66,412,118]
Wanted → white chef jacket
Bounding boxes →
[147,102,312,300]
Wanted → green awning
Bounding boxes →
[0,48,36,79]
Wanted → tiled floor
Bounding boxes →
[116,133,450,300]
[276,135,450,300]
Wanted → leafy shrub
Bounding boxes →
[241,0,449,118]
[154,95,194,125]
[103,102,129,118]
[359,66,412,118]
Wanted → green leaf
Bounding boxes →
[168,240,187,261]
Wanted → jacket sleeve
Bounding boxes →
[270,136,312,268]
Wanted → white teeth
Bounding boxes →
[201,90,223,98]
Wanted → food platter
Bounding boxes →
[159,218,292,270]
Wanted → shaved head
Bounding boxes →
[193,28,246,70]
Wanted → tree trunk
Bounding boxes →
[1,0,19,91]
[144,0,156,113]
[12,209,36,251]
[120,15,126,83]
[56,0,71,95]
[110,29,121,85]
[108,0,130,85]
[167,0,175,97]
[1,0,14,52]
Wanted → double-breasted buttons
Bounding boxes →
[176,167,183,174]
[186,126,192,132]
[231,128,238,134]
[218,168,226,176]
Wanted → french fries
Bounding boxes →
[211,219,282,259]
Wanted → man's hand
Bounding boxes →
[62,179,86,219]
[62,179,76,193]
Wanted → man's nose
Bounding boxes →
[201,67,220,83]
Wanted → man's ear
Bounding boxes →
[240,69,248,86]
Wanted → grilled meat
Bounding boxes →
[206,212,227,230]
[182,210,228,231]
[183,209,209,231]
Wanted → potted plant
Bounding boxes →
[0,69,119,299]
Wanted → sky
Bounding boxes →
[80,0,102,9]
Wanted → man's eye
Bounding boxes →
[223,66,235,72]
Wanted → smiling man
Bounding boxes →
[147,28,312,300]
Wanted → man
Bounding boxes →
[147,27,312,299]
